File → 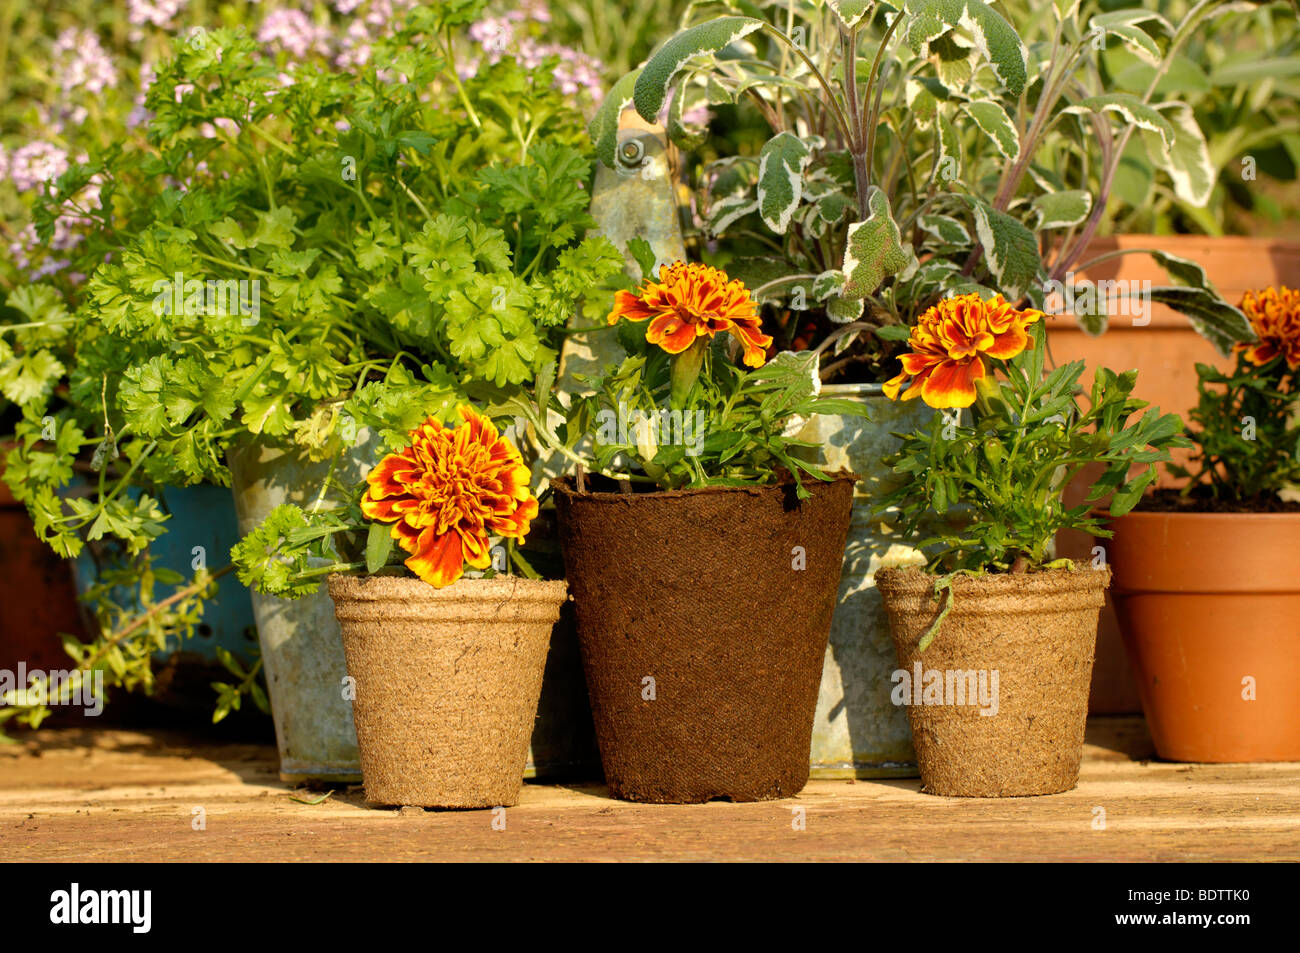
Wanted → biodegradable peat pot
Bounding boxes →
[553,472,855,803]
[1110,511,1300,762]
[328,574,567,808]
[876,567,1111,797]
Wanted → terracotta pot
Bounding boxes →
[328,574,567,808]
[876,567,1111,797]
[1050,234,1300,715]
[1110,511,1300,762]
[0,455,88,680]
[553,473,855,803]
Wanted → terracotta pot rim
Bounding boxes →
[1088,234,1300,251]
[327,573,567,603]
[1117,509,1300,523]
[551,469,859,503]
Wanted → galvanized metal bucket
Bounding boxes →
[797,384,934,778]
[227,439,373,782]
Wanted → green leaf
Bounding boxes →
[626,237,659,282]
[1210,56,1300,87]
[707,192,760,235]
[1112,141,1155,208]
[828,0,874,28]
[905,78,943,127]
[875,324,912,341]
[250,207,297,249]
[1032,190,1092,229]
[757,133,819,234]
[812,270,846,300]
[588,70,641,169]
[936,112,961,179]
[842,187,910,300]
[1065,94,1175,155]
[0,347,64,405]
[964,99,1019,160]
[633,17,766,122]
[1148,249,1213,292]
[918,214,970,246]
[1109,466,1158,517]
[1150,103,1214,208]
[1089,9,1172,33]
[1147,288,1254,357]
[970,200,1041,300]
[949,0,1028,96]
[365,520,393,574]
[1096,23,1162,66]
[827,296,864,323]
[395,130,438,155]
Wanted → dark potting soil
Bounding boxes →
[1137,487,1300,514]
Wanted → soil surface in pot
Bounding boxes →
[762,307,897,385]
[1137,487,1300,514]
[553,472,855,804]
[876,566,1110,798]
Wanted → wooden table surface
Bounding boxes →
[2,718,1297,862]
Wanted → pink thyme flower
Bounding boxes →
[7,142,70,193]
[336,19,373,69]
[258,9,331,59]
[52,29,118,96]
[128,0,188,30]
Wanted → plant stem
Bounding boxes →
[759,23,855,147]
[440,28,482,129]
[84,565,235,671]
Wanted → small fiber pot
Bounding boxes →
[553,473,855,803]
[328,574,567,808]
[1110,511,1300,762]
[876,566,1110,797]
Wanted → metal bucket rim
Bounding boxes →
[818,382,886,398]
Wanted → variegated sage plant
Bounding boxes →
[590,0,1266,383]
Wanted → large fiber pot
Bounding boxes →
[876,567,1111,797]
[1110,511,1300,762]
[553,473,855,803]
[328,574,567,808]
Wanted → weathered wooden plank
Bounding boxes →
[1,720,1297,862]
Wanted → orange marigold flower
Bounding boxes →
[359,406,538,589]
[883,293,1044,409]
[1235,286,1300,370]
[607,261,773,368]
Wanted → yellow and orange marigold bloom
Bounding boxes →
[1235,286,1300,370]
[883,293,1043,409]
[359,406,538,589]
[607,261,773,368]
